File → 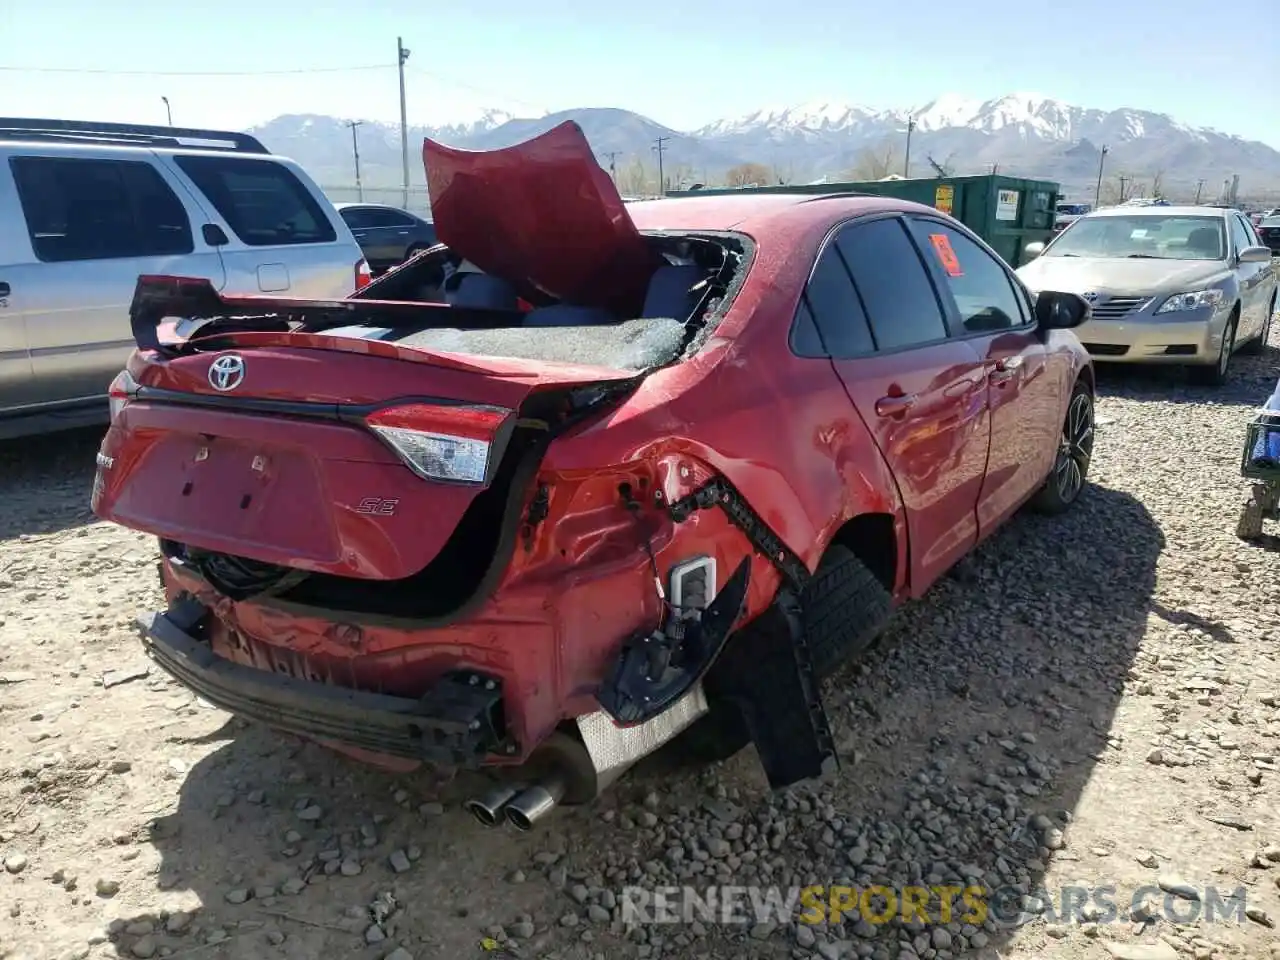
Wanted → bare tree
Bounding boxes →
[725,162,772,188]
[843,141,902,181]
[617,158,651,197]
[1149,169,1165,200]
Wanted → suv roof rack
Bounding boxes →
[0,118,269,154]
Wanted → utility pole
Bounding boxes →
[1118,176,1129,203]
[1195,179,1206,204]
[161,96,172,127]
[397,37,411,209]
[653,136,670,197]
[603,151,620,185]
[1094,144,1109,208]
[345,120,365,202]
[903,116,916,178]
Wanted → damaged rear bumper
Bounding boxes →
[137,596,508,767]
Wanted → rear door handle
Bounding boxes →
[875,393,918,418]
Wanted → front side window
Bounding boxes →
[175,156,337,247]
[11,155,193,262]
[1047,214,1226,261]
[364,208,416,228]
[909,220,1027,333]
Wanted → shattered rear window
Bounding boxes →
[325,316,689,373]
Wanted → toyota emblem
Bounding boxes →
[208,354,246,392]
[1081,292,1100,302]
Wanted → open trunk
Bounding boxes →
[94,122,750,623]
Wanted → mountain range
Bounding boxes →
[249,93,1280,205]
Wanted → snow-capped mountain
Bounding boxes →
[248,94,1280,199]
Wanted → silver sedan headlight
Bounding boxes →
[1154,289,1224,315]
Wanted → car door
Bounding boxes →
[7,152,219,407]
[905,217,1059,539]
[809,215,992,595]
[1232,213,1268,338]
[363,207,419,264]
[0,162,36,413]
[340,206,380,264]
[167,154,346,297]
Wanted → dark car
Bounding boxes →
[336,202,437,272]
[93,121,1095,832]
[1257,215,1280,255]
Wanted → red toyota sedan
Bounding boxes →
[92,122,1094,831]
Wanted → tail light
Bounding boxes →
[365,403,512,484]
[107,370,139,422]
[354,258,372,292]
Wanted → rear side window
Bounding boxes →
[10,156,194,262]
[174,156,337,246]
[797,243,875,357]
[908,220,1028,332]
[836,218,948,350]
[339,207,376,229]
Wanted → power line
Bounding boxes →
[406,67,547,114]
[0,64,392,78]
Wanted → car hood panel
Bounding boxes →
[1018,256,1228,295]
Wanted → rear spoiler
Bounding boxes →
[128,275,516,356]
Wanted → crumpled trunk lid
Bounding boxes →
[425,120,656,316]
[92,336,639,582]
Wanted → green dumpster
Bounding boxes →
[665,174,1059,268]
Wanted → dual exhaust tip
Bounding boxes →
[464,778,565,831]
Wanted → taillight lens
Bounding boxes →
[354,258,372,291]
[365,403,511,484]
[107,370,139,422]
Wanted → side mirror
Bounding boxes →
[1024,241,1046,259]
[1035,290,1091,330]
[1239,245,1274,265]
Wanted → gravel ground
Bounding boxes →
[3,343,1280,960]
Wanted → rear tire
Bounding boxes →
[664,546,892,765]
[1189,311,1238,386]
[1031,380,1094,515]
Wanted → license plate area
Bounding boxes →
[125,433,340,563]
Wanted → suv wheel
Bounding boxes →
[1031,380,1094,515]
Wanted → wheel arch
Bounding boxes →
[827,511,900,596]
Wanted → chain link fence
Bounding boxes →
[319,185,433,218]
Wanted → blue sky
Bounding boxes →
[3,0,1276,147]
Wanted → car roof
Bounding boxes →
[1088,204,1227,219]
[335,202,414,212]
[625,192,940,233]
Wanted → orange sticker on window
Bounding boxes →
[929,233,963,277]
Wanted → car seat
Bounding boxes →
[1184,227,1223,259]
[444,273,519,311]
[640,263,705,319]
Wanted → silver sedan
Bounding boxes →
[1016,205,1277,386]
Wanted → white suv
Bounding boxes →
[0,118,369,439]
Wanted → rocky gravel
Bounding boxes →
[3,344,1280,960]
